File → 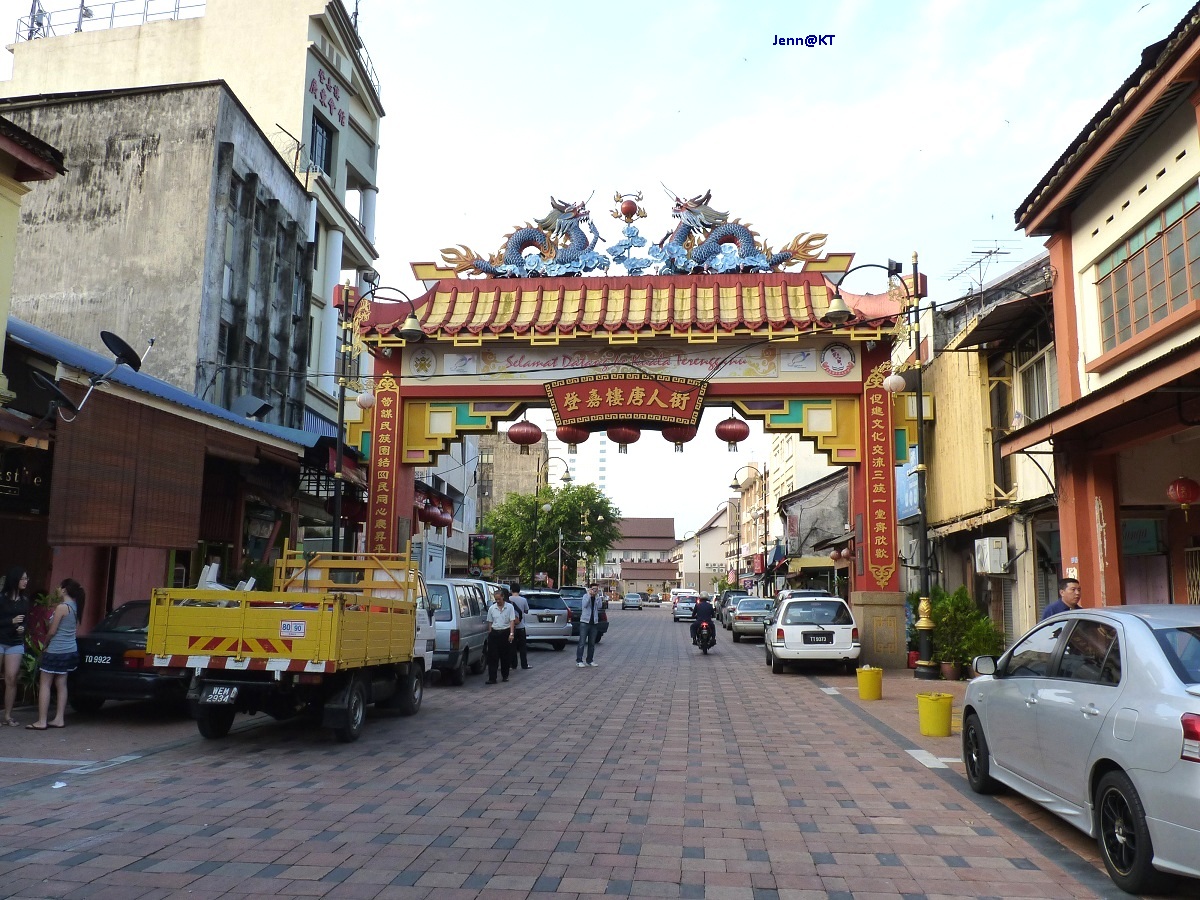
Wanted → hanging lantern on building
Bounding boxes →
[715,415,750,451]
[556,424,590,453]
[507,419,543,455]
[661,424,698,452]
[606,425,641,454]
[1168,476,1200,519]
[355,390,376,410]
[882,371,907,394]
[416,501,435,524]
[829,548,840,561]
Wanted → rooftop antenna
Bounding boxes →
[26,1,46,41]
[352,0,360,30]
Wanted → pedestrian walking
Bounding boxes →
[28,579,83,730]
[576,583,602,668]
[1040,577,1082,620]
[484,586,517,684]
[0,567,30,727]
[509,582,531,670]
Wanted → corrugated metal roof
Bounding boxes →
[7,316,318,449]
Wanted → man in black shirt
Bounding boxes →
[691,595,716,644]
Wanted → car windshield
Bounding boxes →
[560,588,586,599]
[427,583,453,621]
[736,599,774,612]
[1155,625,1200,684]
[625,594,639,600]
[527,595,565,611]
[99,602,150,633]
[781,600,853,626]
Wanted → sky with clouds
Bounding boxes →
[1,0,1195,534]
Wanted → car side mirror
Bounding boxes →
[971,655,997,676]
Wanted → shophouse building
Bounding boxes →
[603,518,677,595]
[0,0,384,438]
[1006,6,1200,609]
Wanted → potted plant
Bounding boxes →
[930,586,989,680]
[962,616,1006,676]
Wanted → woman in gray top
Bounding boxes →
[28,579,84,730]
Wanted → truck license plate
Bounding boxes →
[201,684,239,705]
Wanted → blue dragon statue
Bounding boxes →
[442,196,608,278]
[651,189,827,274]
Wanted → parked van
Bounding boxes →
[426,578,491,686]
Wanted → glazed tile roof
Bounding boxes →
[365,272,900,343]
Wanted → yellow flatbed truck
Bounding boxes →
[148,546,434,742]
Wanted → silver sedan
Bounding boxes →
[963,606,1200,895]
[729,597,775,641]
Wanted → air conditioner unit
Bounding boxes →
[974,537,1008,575]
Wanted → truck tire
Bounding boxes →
[334,679,367,743]
[196,705,236,739]
[396,664,423,716]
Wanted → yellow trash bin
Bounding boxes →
[856,665,883,701]
[916,692,954,737]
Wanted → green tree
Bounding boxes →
[482,483,621,585]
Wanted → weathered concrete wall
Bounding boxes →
[852,590,908,669]
[2,89,219,391]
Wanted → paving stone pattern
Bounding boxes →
[0,610,1134,898]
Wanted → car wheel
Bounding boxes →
[1095,770,1173,894]
[334,679,367,743]
[962,713,999,794]
[448,652,467,686]
[69,695,105,714]
[765,647,772,667]
[195,704,236,739]
[673,616,679,622]
[552,642,565,651]
[771,652,785,675]
[732,631,741,643]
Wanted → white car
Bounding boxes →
[963,606,1200,895]
[621,593,643,610]
[764,596,860,673]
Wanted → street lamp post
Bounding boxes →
[828,254,936,681]
[332,282,423,553]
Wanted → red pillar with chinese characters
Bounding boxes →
[364,374,415,554]
[849,350,900,593]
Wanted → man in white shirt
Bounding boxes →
[485,587,518,684]
[509,582,531,670]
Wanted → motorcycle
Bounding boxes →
[695,620,716,654]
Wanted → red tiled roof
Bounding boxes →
[366,272,900,342]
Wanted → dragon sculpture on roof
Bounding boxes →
[439,190,827,278]
[441,196,608,278]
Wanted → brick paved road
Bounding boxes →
[0,607,1163,898]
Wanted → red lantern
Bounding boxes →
[556,424,589,453]
[715,416,750,451]
[507,420,543,455]
[1168,476,1200,519]
[661,424,698,453]
[606,425,641,454]
[417,502,435,524]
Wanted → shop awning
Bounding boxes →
[952,292,1051,349]
[787,556,838,573]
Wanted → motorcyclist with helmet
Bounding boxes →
[691,594,717,646]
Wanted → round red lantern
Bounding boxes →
[507,419,543,455]
[606,425,640,454]
[715,415,750,452]
[1168,475,1200,519]
[661,424,698,453]
[416,502,435,524]
[556,425,589,453]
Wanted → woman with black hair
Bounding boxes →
[0,567,30,726]
[28,579,84,731]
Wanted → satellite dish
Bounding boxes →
[30,370,79,414]
[100,330,143,372]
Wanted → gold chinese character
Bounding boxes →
[628,386,646,405]
[377,434,391,445]
[564,392,581,411]
[587,389,602,408]
[669,392,689,410]
[644,389,669,408]
[381,396,394,407]
[605,388,625,406]
[871,483,886,494]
